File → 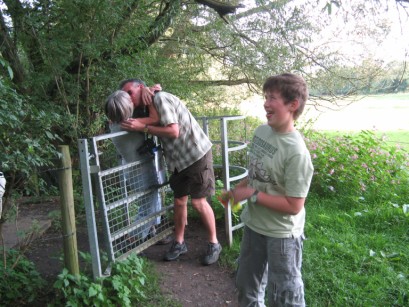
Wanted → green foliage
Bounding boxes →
[0,57,13,79]
[220,129,409,305]
[0,249,46,305]
[304,196,409,306]
[217,227,242,271]
[0,80,64,194]
[52,252,180,306]
[310,61,409,96]
[53,253,148,306]
[304,130,409,205]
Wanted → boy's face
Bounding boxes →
[122,82,143,108]
[263,90,298,133]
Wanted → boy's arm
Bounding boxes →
[228,186,306,215]
[256,192,305,215]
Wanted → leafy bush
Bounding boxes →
[304,130,409,205]
[0,79,65,196]
[52,253,149,306]
[0,249,46,305]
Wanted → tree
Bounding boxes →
[0,0,407,160]
[1,1,407,104]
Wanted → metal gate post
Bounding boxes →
[220,117,233,246]
[78,138,103,279]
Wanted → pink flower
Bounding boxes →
[309,143,318,150]
[329,169,335,175]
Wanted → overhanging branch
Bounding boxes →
[190,78,255,86]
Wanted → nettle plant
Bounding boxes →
[304,130,409,205]
[53,253,147,307]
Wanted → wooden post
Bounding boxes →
[58,145,79,276]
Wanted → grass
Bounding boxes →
[365,93,409,101]
[381,130,409,151]
[220,127,409,306]
[303,195,408,306]
[300,93,409,135]
[222,195,409,306]
[321,130,409,152]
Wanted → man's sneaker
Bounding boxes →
[202,242,222,265]
[164,240,188,261]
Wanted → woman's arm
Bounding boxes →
[121,120,179,139]
[134,103,160,126]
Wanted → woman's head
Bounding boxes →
[105,90,134,123]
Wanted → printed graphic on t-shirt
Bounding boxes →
[248,135,277,185]
[248,158,271,183]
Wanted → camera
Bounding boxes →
[137,137,157,156]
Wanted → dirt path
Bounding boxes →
[144,219,238,306]
[16,201,238,306]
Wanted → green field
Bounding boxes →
[322,130,409,152]
[380,130,409,151]
[242,93,409,151]
[302,93,409,151]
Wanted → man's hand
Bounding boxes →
[150,84,162,92]
[121,118,144,132]
[141,84,162,106]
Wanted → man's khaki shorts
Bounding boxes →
[169,150,215,199]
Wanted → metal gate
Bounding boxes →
[78,115,248,279]
[78,131,174,279]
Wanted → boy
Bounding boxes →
[223,73,314,306]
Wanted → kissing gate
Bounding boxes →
[78,115,248,279]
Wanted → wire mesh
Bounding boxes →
[84,133,174,264]
[79,116,249,278]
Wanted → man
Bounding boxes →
[120,79,222,265]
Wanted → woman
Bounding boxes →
[105,89,164,243]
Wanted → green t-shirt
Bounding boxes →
[241,125,314,238]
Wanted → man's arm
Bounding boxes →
[141,84,162,106]
[134,104,160,126]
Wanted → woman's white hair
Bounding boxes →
[105,90,133,123]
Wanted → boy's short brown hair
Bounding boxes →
[263,73,308,120]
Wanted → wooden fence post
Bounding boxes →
[58,145,79,276]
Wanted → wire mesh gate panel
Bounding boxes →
[78,116,249,278]
[78,131,174,279]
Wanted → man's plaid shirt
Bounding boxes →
[153,92,212,172]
